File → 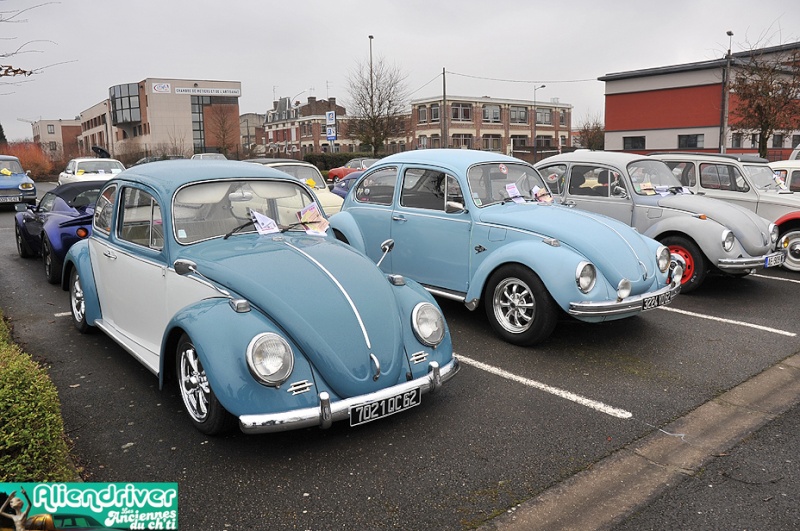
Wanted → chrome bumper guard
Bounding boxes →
[239,357,460,434]
[717,250,786,271]
[568,281,680,318]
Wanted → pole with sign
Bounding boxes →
[326,111,337,154]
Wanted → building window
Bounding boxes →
[430,103,440,123]
[452,134,472,149]
[418,135,428,149]
[482,105,500,123]
[678,134,704,149]
[772,134,784,149]
[731,133,743,148]
[535,135,551,148]
[430,134,441,148]
[510,106,527,124]
[560,135,567,147]
[535,108,552,125]
[48,141,57,151]
[511,135,527,150]
[559,110,566,126]
[750,134,759,149]
[792,135,800,148]
[47,124,55,134]
[482,134,502,151]
[451,103,472,122]
[418,106,427,124]
[623,136,646,150]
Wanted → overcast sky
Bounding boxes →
[2,0,799,141]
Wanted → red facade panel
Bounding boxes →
[605,85,723,131]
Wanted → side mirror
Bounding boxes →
[377,239,394,268]
[173,259,198,276]
[445,201,465,213]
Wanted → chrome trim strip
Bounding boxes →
[284,241,372,350]
[717,250,786,271]
[238,357,460,434]
[422,285,467,302]
[568,282,680,317]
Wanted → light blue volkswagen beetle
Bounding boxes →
[61,160,458,435]
[329,149,683,346]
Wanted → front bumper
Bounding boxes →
[0,190,36,204]
[717,250,786,272]
[568,281,680,318]
[239,357,460,434]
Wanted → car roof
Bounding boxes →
[650,152,770,163]
[51,180,107,200]
[70,157,125,164]
[245,158,316,167]
[536,150,655,167]
[768,160,800,168]
[0,154,21,162]
[373,148,526,172]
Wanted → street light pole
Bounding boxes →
[532,84,545,162]
[368,35,375,156]
[720,30,733,154]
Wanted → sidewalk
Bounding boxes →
[482,352,800,530]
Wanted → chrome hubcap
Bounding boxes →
[179,346,210,422]
[71,273,85,321]
[493,277,535,333]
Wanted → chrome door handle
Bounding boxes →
[103,250,117,260]
[392,215,407,222]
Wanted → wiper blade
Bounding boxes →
[279,222,309,233]
[223,220,255,239]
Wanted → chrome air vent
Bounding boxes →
[410,351,428,364]
[286,380,313,395]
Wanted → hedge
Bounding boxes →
[0,312,77,481]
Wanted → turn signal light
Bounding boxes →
[76,228,89,238]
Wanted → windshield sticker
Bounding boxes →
[297,203,329,235]
[498,163,508,174]
[0,168,11,176]
[251,210,280,235]
[505,183,525,203]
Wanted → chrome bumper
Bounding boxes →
[568,281,680,318]
[717,250,786,271]
[239,357,460,434]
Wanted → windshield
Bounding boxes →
[466,162,550,206]
[0,159,24,174]
[173,179,320,244]
[627,160,684,195]
[744,164,783,189]
[270,165,326,189]
[76,160,124,174]
[363,158,379,168]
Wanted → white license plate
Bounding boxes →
[765,252,784,268]
[642,291,674,310]
[0,196,20,203]
[349,388,421,427]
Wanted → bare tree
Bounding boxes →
[346,56,410,156]
[575,114,605,150]
[1,2,58,81]
[729,43,800,158]
[204,105,240,156]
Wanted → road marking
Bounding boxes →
[457,354,632,419]
[751,273,800,284]
[658,306,795,337]
[54,312,71,317]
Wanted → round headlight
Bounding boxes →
[246,333,294,386]
[656,245,670,273]
[412,302,445,347]
[575,261,596,293]
[617,278,631,300]
[19,182,34,190]
[769,223,779,244]
[721,230,735,252]
[670,262,684,285]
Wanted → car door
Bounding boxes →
[22,191,56,241]
[559,163,634,224]
[389,166,471,292]
[348,166,399,267]
[695,162,759,212]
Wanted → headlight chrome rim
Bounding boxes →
[769,223,779,244]
[721,229,735,252]
[412,302,446,347]
[656,245,670,273]
[617,278,632,300]
[575,261,596,293]
[246,333,294,386]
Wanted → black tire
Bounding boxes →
[661,235,707,293]
[15,223,33,258]
[176,334,236,435]
[43,235,61,284]
[69,268,91,334]
[484,264,558,346]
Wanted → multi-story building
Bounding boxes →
[410,95,573,163]
[600,41,800,159]
[31,118,81,162]
[265,96,353,158]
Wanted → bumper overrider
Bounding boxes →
[568,281,681,318]
[239,357,460,434]
[717,250,786,272]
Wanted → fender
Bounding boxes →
[774,210,800,229]
[644,215,727,259]
[465,240,613,312]
[61,239,102,326]
[328,211,367,252]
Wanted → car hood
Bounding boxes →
[0,171,32,187]
[478,203,658,291]
[658,194,773,253]
[178,234,408,398]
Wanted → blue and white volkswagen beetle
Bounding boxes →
[62,160,458,435]
[329,149,683,346]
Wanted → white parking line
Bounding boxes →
[54,312,71,317]
[751,273,800,284]
[457,354,632,419]
[658,306,796,337]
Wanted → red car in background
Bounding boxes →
[328,157,378,182]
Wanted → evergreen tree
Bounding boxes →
[0,122,7,145]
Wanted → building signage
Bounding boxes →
[152,83,171,93]
[325,111,336,125]
[175,87,241,96]
[326,126,337,141]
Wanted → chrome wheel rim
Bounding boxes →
[15,225,23,255]
[783,231,800,272]
[70,272,85,322]
[43,241,52,277]
[179,344,210,423]
[492,276,535,334]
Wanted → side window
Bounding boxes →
[66,160,75,174]
[790,170,800,192]
[401,168,446,210]
[354,167,397,205]
[119,187,163,250]
[539,164,567,195]
[568,165,606,197]
[38,192,57,213]
[445,175,464,210]
[664,162,695,186]
[93,184,118,234]
[730,166,750,192]
[699,164,721,189]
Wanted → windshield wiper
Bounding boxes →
[279,222,310,233]
[223,220,255,239]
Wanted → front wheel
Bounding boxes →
[43,235,61,284]
[176,334,235,435]
[69,268,91,333]
[780,229,800,272]
[484,264,558,346]
[662,236,707,293]
[15,223,33,258]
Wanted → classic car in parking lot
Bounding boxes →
[244,158,344,214]
[652,152,800,272]
[329,149,682,346]
[61,160,458,435]
[0,154,37,205]
[58,157,125,185]
[14,180,104,284]
[331,170,363,199]
[535,151,783,292]
[769,160,800,191]
[328,157,378,182]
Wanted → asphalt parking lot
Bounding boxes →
[1,185,798,529]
